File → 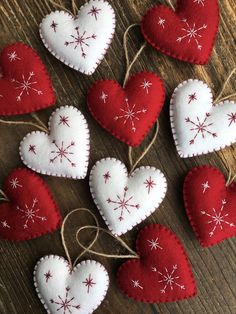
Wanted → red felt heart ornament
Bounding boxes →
[117,224,196,303]
[141,0,219,65]
[0,42,55,115]
[0,168,61,241]
[184,166,236,247]
[87,72,165,147]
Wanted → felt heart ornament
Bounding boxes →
[170,79,236,158]
[141,0,219,64]
[87,72,165,146]
[34,255,109,314]
[0,168,61,241]
[19,106,90,179]
[184,166,236,247]
[89,158,167,236]
[0,42,55,115]
[117,224,196,303]
[40,0,116,75]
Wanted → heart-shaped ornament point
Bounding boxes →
[40,0,116,75]
[89,158,167,236]
[19,106,90,179]
[117,224,197,303]
[170,79,236,157]
[34,255,109,314]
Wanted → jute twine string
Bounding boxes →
[166,0,175,10]
[47,0,78,15]
[213,68,236,104]
[226,168,236,187]
[0,117,48,133]
[0,189,9,202]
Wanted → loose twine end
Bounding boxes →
[47,0,78,15]
[226,168,236,187]
[214,67,236,104]
[0,189,9,202]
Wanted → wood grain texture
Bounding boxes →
[0,0,235,313]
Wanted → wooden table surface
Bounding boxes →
[0,0,235,313]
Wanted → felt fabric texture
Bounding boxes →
[0,168,61,241]
[170,79,236,158]
[40,0,116,75]
[184,166,236,247]
[0,42,55,115]
[89,158,167,236]
[87,72,165,146]
[141,0,219,65]
[117,224,196,303]
[34,255,109,314]
[19,106,90,179]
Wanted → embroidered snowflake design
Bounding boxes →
[227,112,236,127]
[194,0,205,6]
[201,199,235,237]
[8,51,21,62]
[50,20,58,32]
[131,280,143,290]
[176,19,207,50]
[114,98,147,133]
[147,237,163,250]
[44,270,52,283]
[185,113,217,145]
[156,265,185,294]
[64,26,96,58]
[188,93,197,104]
[140,79,152,94]
[50,286,80,313]
[103,171,111,183]
[158,17,165,28]
[107,186,140,221]
[88,5,101,20]
[59,116,70,127]
[16,198,47,229]
[11,72,43,102]
[50,140,76,167]
[144,176,156,194]
[82,274,96,293]
[9,177,22,189]
[100,91,108,103]
[28,144,36,155]
[1,221,10,229]
[202,181,210,193]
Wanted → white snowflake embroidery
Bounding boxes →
[1,220,10,229]
[201,200,235,237]
[9,177,22,189]
[16,198,47,229]
[157,265,185,294]
[114,98,147,133]
[64,26,96,58]
[50,140,76,167]
[147,237,163,250]
[185,113,217,145]
[131,280,143,290]
[158,17,166,28]
[107,186,140,221]
[202,181,210,193]
[194,0,205,6]
[100,91,108,103]
[228,112,236,127]
[140,79,152,94]
[176,19,207,50]
[11,72,43,102]
[8,51,21,62]
[50,286,80,313]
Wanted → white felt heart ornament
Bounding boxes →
[89,158,167,236]
[34,255,109,314]
[40,0,116,75]
[19,106,90,179]
[170,79,236,158]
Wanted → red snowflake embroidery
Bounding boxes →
[188,93,197,104]
[44,270,52,283]
[185,113,217,145]
[88,6,101,20]
[144,176,156,194]
[103,171,111,183]
[59,116,70,127]
[50,20,58,32]
[227,112,236,127]
[64,26,96,58]
[28,144,36,154]
[82,274,96,293]
[50,286,80,313]
[107,186,140,221]
[50,140,76,167]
